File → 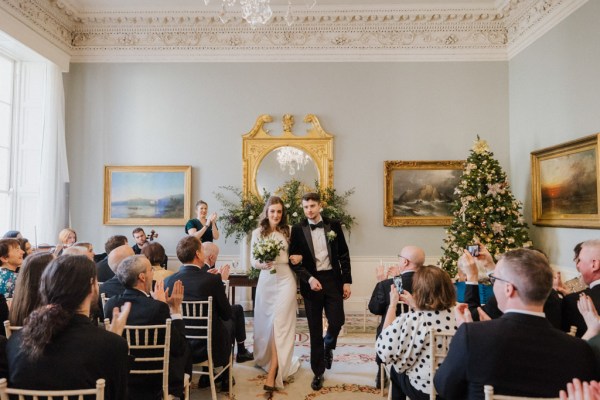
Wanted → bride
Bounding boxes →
[251,196,302,391]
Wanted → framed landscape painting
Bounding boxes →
[103,166,192,225]
[531,134,600,228]
[384,160,464,226]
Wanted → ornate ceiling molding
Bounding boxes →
[0,0,588,62]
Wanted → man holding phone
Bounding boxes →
[368,245,425,388]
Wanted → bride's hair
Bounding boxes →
[259,196,290,240]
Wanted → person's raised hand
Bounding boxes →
[166,280,184,314]
[108,302,131,336]
[578,293,600,339]
[454,303,473,327]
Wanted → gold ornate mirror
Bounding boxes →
[242,114,334,196]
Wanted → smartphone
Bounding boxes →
[393,276,403,294]
[467,244,480,257]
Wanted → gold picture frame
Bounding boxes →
[384,160,464,226]
[531,133,600,228]
[103,165,192,226]
[242,114,334,196]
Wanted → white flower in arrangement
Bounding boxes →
[326,231,337,242]
[292,212,298,217]
[472,138,490,154]
[248,215,254,220]
[252,237,284,274]
[285,203,291,208]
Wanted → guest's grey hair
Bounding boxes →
[116,255,148,289]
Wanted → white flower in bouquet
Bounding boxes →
[252,237,284,274]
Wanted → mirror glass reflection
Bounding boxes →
[256,146,319,194]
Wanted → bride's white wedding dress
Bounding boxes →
[251,228,301,388]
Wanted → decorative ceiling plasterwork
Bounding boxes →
[0,0,588,62]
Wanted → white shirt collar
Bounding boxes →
[589,279,600,289]
[308,215,322,225]
[503,309,546,318]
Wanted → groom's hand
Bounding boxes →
[309,277,322,291]
[343,284,351,299]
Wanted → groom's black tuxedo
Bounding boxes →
[289,216,351,376]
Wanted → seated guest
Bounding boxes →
[0,238,24,298]
[131,227,148,255]
[2,231,21,239]
[434,248,597,399]
[99,244,134,301]
[63,245,92,258]
[9,252,54,326]
[6,255,131,400]
[164,236,233,392]
[104,255,191,400]
[202,242,253,363]
[16,238,32,260]
[73,242,95,261]
[377,265,456,400]
[96,235,128,282]
[563,239,600,337]
[461,245,562,328]
[369,245,424,389]
[141,242,173,285]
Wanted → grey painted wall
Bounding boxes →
[64,62,509,259]
[509,0,600,270]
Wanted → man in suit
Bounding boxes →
[96,235,128,282]
[164,236,234,392]
[434,248,597,399]
[131,227,148,255]
[289,192,352,391]
[104,254,191,399]
[562,239,600,337]
[201,242,253,363]
[368,245,424,388]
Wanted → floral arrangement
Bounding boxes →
[326,231,337,242]
[252,236,284,275]
[214,186,269,244]
[216,180,356,244]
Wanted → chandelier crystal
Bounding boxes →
[277,147,310,176]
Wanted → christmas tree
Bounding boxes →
[439,137,532,278]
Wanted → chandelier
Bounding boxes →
[277,147,310,176]
[204,0,317,27]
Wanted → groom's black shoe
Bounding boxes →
[324,348,333,369]
[311,374,324,391]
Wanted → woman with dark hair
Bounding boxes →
[376,265,457,400]
[9,252,54,326]
[251,196,302,391]
[141,242,173,284]
[16,238,32,260]
[6,255,130,400]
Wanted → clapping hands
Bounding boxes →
[578,293,600,340]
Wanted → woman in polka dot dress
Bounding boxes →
[376,265,457,400]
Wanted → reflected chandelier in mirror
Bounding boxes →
[242,114,334,196]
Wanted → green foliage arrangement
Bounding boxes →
[439,137,532,278]
[214,186,269,244]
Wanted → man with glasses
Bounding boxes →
[368,245,425,389]
[562,239,600,337]
[435,248,597,399]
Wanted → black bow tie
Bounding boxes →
[310,221,324,230]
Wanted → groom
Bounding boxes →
[289,192,352,391]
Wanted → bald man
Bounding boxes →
[368,245,425,388]
[100,244,135,304]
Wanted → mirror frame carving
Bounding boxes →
[242,114,334,196]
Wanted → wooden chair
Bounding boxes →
[181,298,233,400]
[429,328,455,400]
[123,320,172,400]
[0,377,105,399]
[3,320,21,339]
[483,385,560,400]
[380,301,411,397]
[100,293,109,307]
[223,280,230,301]
[567,325,577,337]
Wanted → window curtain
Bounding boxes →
[36,62,69,245]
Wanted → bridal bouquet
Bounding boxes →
[252,237,284,275]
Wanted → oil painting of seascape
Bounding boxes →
[531,134,600,228]
[104,166,191,225]
[384,161,464,226]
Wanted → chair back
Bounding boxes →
[429,328,455,400]
[483,385,560,400]
[100,293,109,307]
[123,320,172,400]
[223,280,230,301]
[3,320,21,339]
[567,325,577,337]
[0,377,105,400]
